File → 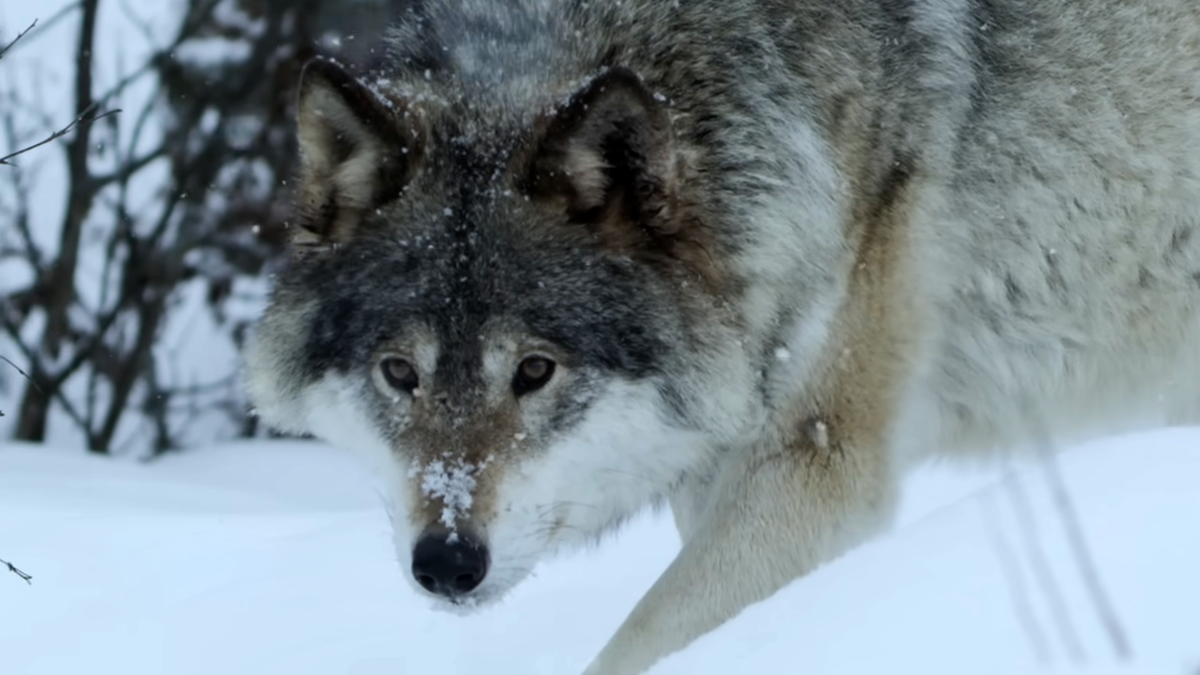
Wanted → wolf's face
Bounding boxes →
[244,59,759,609]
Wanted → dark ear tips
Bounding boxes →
[298,58,350,96]
[529,66,676,237]
[298,59,397,137]
[292,58,422,251]
[577,66,666,115]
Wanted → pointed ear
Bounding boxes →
[293,58,422,250]
[528,67,679,243]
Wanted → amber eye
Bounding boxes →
[380,357,419,394]
[513,356,556,396]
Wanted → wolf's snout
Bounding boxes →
[411,531,489,596]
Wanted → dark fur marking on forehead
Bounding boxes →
[387,4,451,75]
[518,258,667,377]
[287,205,674,385]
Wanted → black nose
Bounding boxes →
[411,531,489,597]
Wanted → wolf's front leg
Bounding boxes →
[583,419,898,675]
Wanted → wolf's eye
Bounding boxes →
[513,356,556,396]
[381,357,419,394]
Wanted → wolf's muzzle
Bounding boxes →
[411,529,489,597]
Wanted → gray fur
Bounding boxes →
[245,1,1200,673]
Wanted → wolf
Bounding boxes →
[243,0,1200,672]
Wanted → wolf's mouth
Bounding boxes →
[424,586,497,616]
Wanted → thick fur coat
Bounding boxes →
[244,1,1200,672]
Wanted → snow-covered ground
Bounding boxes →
[2,429,1199,675]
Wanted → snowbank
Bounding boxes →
[2,429,1198,674]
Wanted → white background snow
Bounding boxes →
[2,429,1199,674]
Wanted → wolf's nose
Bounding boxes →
[411,531,489,596]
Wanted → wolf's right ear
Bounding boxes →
[526,67,680,248]
[293,59,423,251]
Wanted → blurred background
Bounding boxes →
[0,0,412,456]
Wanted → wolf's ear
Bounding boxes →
[528,67,680,244]
[293,59,422,250]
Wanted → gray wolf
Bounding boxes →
[243,0,1200,672]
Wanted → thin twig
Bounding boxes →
[1026,413,1133,661]
[0,102,120,166]
[1,354,43,394]
[1036,441,1128,658]
[980,493,1052,663]
[1004,472,1086,663]
[0,109,44,269]
[0,19,37,62]
[0,4,84,56]
[1,557,33,584]
[0,318,90,432]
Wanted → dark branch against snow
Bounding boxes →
[0,102,121,166]
[0,19,37,62]
[1,557,32,584]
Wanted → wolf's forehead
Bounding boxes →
[428,111,524,171]
[393,138,529,241]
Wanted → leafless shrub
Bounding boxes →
[1,0,408,454]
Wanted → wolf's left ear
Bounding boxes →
[293,59,422,250]
[528,67,679,241]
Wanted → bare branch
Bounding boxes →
[1028,417,1133,661]
[1003,472,1085,663]
[0,354,43,394]
[0,317,90,433]
[46,300,127,391]
[980,493,1052,663]
[0,103,121,166]
[0,557,32,584]
[0,20,37,62]
[5,0,327,451]
[1,109,45,270]
[1020,404,1133,661]
[0,3,84,57]
[88,143,167,191]
[15,0,103,442]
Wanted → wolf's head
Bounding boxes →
[243,56,760,609]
